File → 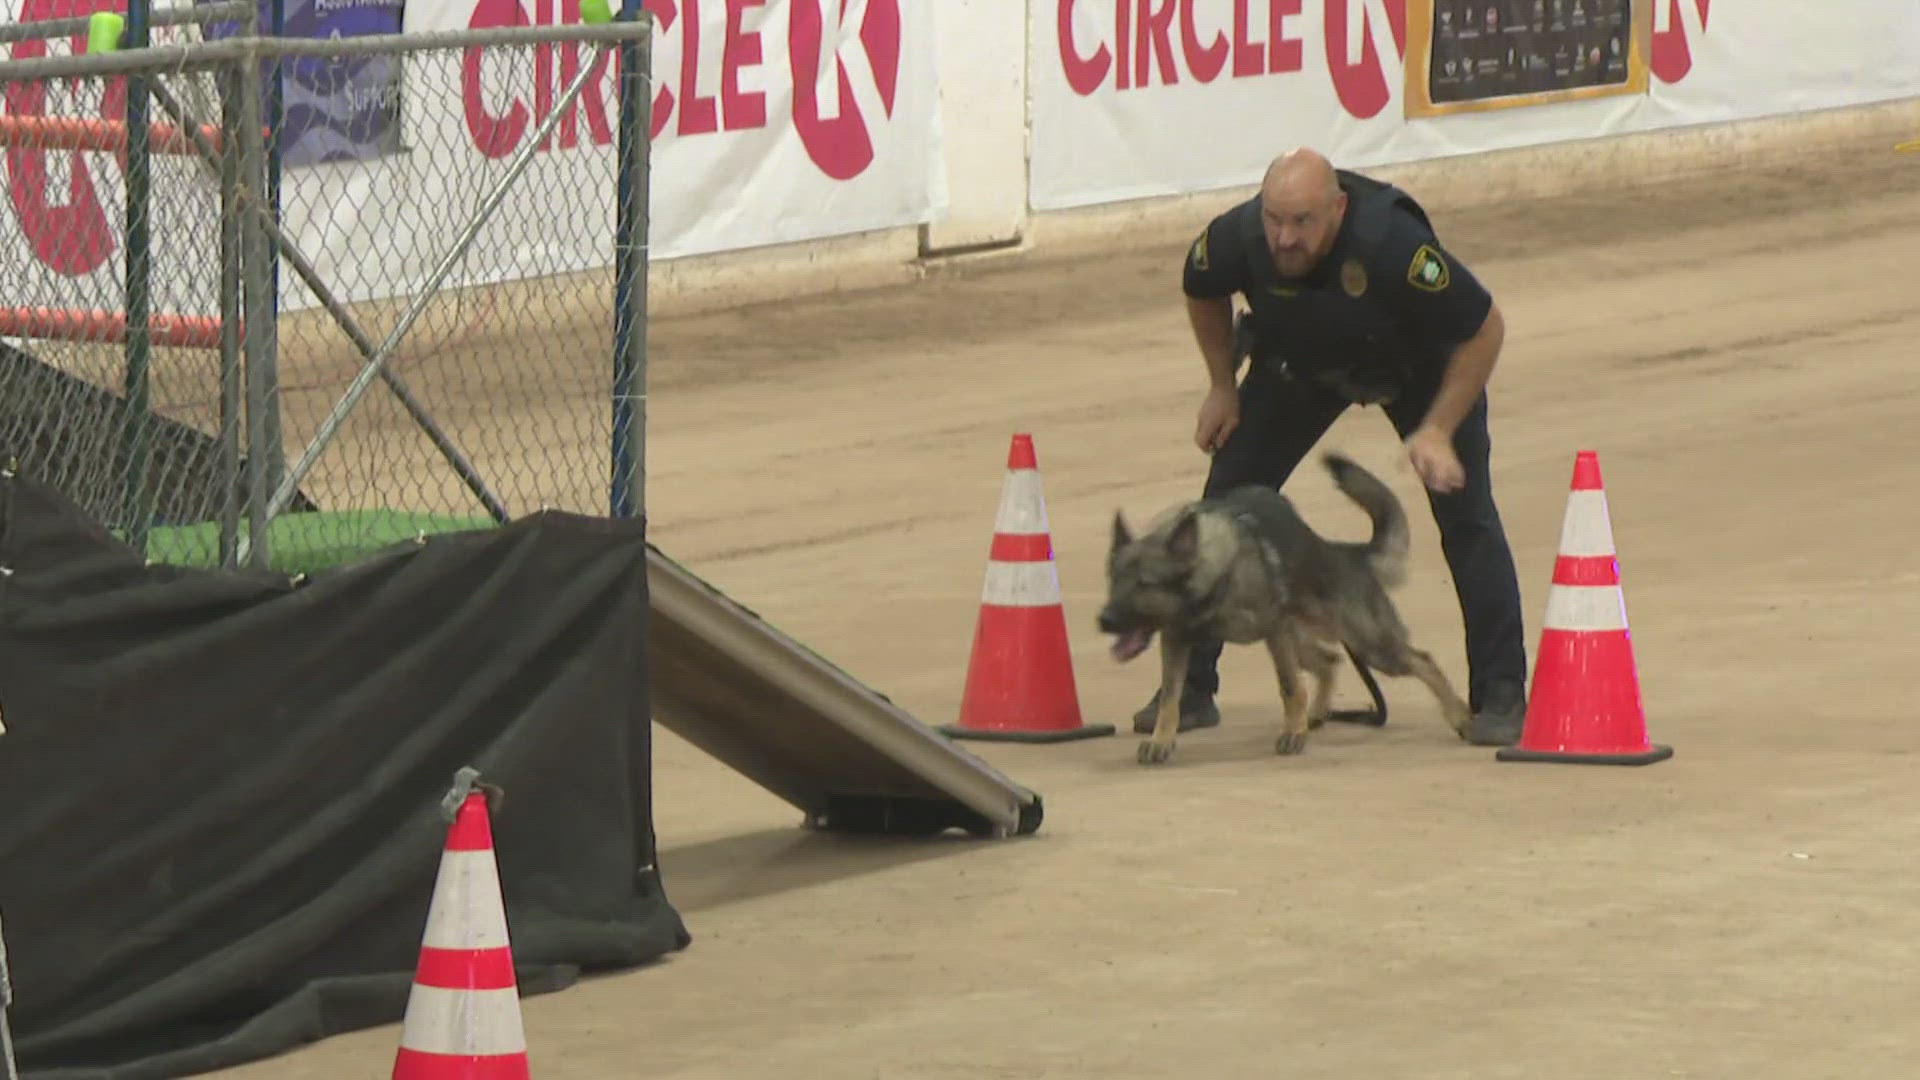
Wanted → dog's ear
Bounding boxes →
[1110,509,1132,552]
[1166,509,1200,562]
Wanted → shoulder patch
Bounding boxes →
[1407,244,1450,292]
[1189,229,1210,271]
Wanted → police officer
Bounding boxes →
[1135,147,1529,747]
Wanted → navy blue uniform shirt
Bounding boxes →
[1181,172,1493,394]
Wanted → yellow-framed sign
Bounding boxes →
[1403,0,1654,118]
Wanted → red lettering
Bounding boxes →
[1231,0,1262,77]
[579,0,679,145]
[721,0,766,130]
[1650,0,1709,84]
[535,0,556,148]
[1268,0,1302,73]
[465,0,531,158]
[676,0,718,135]
[790,0,900,181]
[4,78,114,276]
[557,0,582,147]
[1135,0,1177,87]
[1059,0,1112,95]
[642,0,676,140]
[864,0,902,123]
[578,47,622,143]
[1324,0,1405,120]
[6,0,122,276]
[1178,0,1227,83]
[1059,0,1323,93]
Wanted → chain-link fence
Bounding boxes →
[0,9,652,572]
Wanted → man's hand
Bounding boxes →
[1406,300,1503,493]
[1406,425,1464,492]
[1196,385,1240,453]
[1185,295,1241,455]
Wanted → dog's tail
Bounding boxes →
[1322,452,1409,589]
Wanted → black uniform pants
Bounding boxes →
[1182,357,1529,711]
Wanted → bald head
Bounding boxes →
[1261,147,1340,205]
[1257,147,1347,278]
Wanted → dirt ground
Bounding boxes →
[208,135,1920,1079]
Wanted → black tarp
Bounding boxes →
[0,342,320,531]
[0,470,690,1079]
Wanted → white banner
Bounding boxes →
[401,0,946,262]
[1029,0,1920,212]
[0,0,945,320]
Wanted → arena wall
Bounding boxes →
[3,1,1918,319]
[638,0,1920,315]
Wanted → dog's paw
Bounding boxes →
[1136,739,1176,766]
[1274,731,1309,755]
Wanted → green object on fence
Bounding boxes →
[142,510,499,577]
[87,11,124,53]
[579,0,612,24]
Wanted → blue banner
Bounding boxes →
[200,0,406,167]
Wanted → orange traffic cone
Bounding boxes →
[392,771,532,1079]
[940,434,1113,743]
[1498,451,1672,766]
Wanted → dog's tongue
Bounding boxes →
[1110,630,1151,662]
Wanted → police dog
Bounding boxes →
[1097,453,1473,765]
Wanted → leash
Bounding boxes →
[1221,319,1393,727]
[1326,644,1390,727]
[1221,506,1390,728]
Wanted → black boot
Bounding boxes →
[1465,679,1527,747]
[1130,686,1221,734]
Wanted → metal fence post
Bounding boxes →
[610,0,654,896]
[264,0,286,503]
[121,0,155,553]
[218,53,245,566]
[237,35,276,568]
[610,6,650,521]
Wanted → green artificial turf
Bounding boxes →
[139,509,500,576]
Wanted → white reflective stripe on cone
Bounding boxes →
[1543,584,1629,633]
[982,560,1062,607]
[1556,490,1617,558]
[421,850,512,952]
[397,985,528,1056]
[992,470,1050,535]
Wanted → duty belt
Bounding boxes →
[1233,314,1403,405]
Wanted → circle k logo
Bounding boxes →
[789,0,899,180]
[583,0,900,181]
[1649,0,1710,84]
[1324,0,1406,121]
